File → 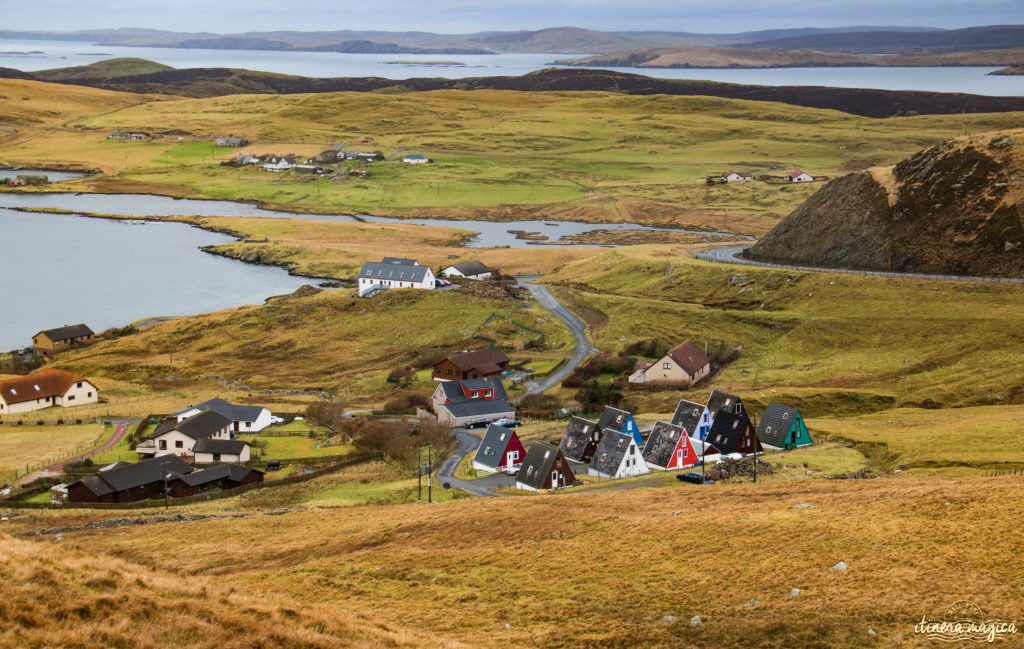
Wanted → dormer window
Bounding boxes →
[732,420,739,429]
[499,433,506,441]
[783,412,790,420]
[34,384,40,391]
[544,450,551,460]
[9,388,16,396]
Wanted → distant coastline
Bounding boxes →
[382,60,467,66]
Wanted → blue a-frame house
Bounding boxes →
[597,406,644,446]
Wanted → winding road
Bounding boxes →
[434,429,517,498]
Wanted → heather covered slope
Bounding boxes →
[746,130,1024,277]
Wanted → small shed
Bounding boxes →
[756,403,812,450]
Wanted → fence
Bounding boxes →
[0,452,382,510]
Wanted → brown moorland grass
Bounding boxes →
[11,474,1022,648]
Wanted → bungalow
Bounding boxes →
[166,462,263,498]
[140,410,233,458]
[430,377,515,427]
[173,397,274,433]
[67,455,192,503]
[33,323,94,354]
[215,136,247,147]
[441,260,493,280]
[515,443,575,491]
[472,424,526,474]
[433,348,510,381]
[642,420,700,471]
[263,156,296,172]
[783,169,815,183]
[628,341,710,386]
[191,438,251,464]
[597,406,644,446]
[670,399,704,436]
[706,411,762,456]
[108,131,151,141]
[0,369,98,415]
[558,416,602,463]
[756,403,812,450]
[588,430,649,480]
[721,170,753,182]
[358,257,435,297]
[403,154,431,164]
[696,390,746,440]
[233,153,261,165]
[294,164,325,175]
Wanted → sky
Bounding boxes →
[0,0,1020,34]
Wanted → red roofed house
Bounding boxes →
[0,368,99,415]
[432,348,510,381]
[628,341,711,386]
[783,169,815,183]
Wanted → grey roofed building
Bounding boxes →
[79,455,192,497]
[706,390,745,418]
[446,261,491,276]
[441,398,513,420]
[641,420,689,468]
[153,409,232,440]
[191,438,248,456]
[706,411,761,455]
[516,443,572,491]
[183,397,266,423]
[175,462,255,486]
[436,377,509,403]
[216,136,245,147]
[473,424,520,471]
[559,416,601,463]
[756,403,811,449]
[358,260,431,283]
[36,323,94,342]
[589,430,638,476]
[597,406,632,433]
[381,257,418,265]
[671,399,705,435]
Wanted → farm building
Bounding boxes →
[0,369,98,414]
[32,323,94,354]
[721,170,753,182]
[588,430,649,480]
[642,420,701,471]
[597,406,643,446]
[706,411,762,456]
[559,416,602,463]
[628,341,710,386]
[433,348,510,381]
[472,424,525,474]
[756,403,812,450]
[515,443,575,492]
[215,136,247,147]
[441,261,493,280]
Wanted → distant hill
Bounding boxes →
[555,46,1024,69]
[5,62,1024,118]
[34,58,173,81]
[738,24,1024,53]
[745,130,1024,278]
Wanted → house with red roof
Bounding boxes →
[783,169,815,183]
[0,368,98,415]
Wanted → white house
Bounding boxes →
[263,156,296,172]
[140,410,233,458]
[587,430,649,480]
[358,257,435,297]
[191,438,251,464]
[721,170,753,182]
[441,260,493,280]
[172,397,274,433]
[403,154,430,164]
[235,153,260,165]
[0,369,98,415]
[784,169,815,183]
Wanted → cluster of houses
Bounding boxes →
[715,169,816,183]
[134,397,278,463]
[357,257,494,297]
[470,391,811,492]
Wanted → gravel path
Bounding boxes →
[516,282,597,401]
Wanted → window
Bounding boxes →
[77,382,82,388]
[499,433,506,441]
[544,450,551,460]
[599,453,607,462]
[484,446,492,455]
[783,412,790,420]
[68,395,75,401]
[87,392,93,398]
[445,369,452,375]
[175,440,184,448]
[663,362,672,369]
[213,453,221,461]
[765,426,772,434]
[159,440,167,450]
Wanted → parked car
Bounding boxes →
[491,417,521,428]
[676,472,714,484]
[465,417,491,429]
[503,466,520,476]
[266,459,281,471]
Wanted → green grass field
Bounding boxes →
[0,423,107,483]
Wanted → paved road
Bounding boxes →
[15,418,140,487]
[695,244,1024,285]
[434,429,517,497]
[516,282,598,401]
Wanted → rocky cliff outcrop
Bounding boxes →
[746,130,1024,278]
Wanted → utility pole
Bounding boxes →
[427,446,432,504]
[418,445,433,502]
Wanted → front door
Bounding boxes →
[676,449,683,467]
[507,450,517,467]
[551,471,559,487]
[234,421,240,432]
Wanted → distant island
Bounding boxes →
[382,61,467,66]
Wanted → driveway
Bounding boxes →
[15,418,140,487]
[434,428,518,497]
[516,282,598,401]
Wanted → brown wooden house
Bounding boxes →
[432,349,510,381]
[32,324,94,354]
[166,463,263,498]
[515,443,575,492]
[67,455,192,504]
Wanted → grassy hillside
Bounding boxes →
[2,78,1022,233]
[34,57,174,80]
[7,474,1023,648]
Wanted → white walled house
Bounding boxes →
[139,410,233,458]
[721,170,753,182]
[192,438,251,464]
[173,397,274,433]
[0,369,98,415]
[784,169,815,183]
[587,430,650,480]
[358,258,435,297]
[263,156,296,172]
[441,260,493,280]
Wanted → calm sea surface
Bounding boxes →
[0,38,1020,95]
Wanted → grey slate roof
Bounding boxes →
[78,455,192,496]
[38,323,93,341]
[589,430,636,476]
[442,399,514,419]
[706,411,756,454]
[154,410,231,441]
[706,390,744,418]
[177,462,258,486]
[642,420,688,468]
[559,416,600,463]
[473,424,517,470]
[359,260,430,283]
[447,260,491,276]
[381,257,418,265]
[517,443,567,491]
[671,399,704,435]
[597,406,632,433]
[194,397,266,423]
[756,403,803,448]
[191,438,248,455]
[437,377,509,403]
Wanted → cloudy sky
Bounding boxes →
[1,0,1020,33]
